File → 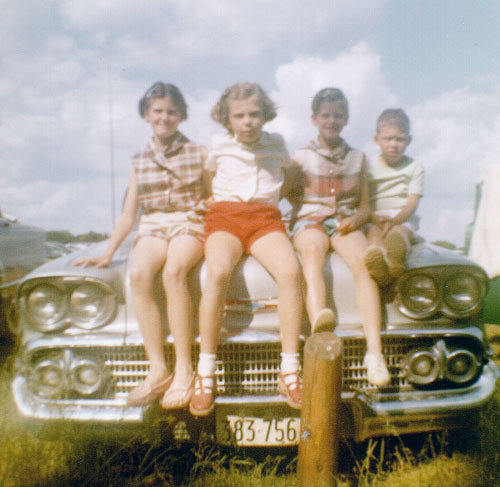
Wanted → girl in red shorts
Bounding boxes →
[189,82,303,415]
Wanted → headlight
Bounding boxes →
[399,274,439,318]
[32,356,65,397]
[69,357,105,394]
[445,349,480,384]
[69,283,115,329]
[404,349,441,385]
[443,273,481,317]
[30,350,107,398]
[25,284,67,332]
[20,278,117,332]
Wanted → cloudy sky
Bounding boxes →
[2,0,500,247]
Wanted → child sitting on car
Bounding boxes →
[364,108,424,286]
[190,82,303,416]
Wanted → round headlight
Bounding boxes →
[443,273,481,316]
[400,275,439,318]
[25,284,67,332]
[32,358,65,397]
[404,349,441,385]
[445,350,480,384]
[69,358,104,395]
[69,283,115,329]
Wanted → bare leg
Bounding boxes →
[250,231,303,354]
[331,230,383,356]
[162,235,203,402]
[129,237,170,384]
[198,231,243,353]
[366,224,384,247]
[293,228,330,326]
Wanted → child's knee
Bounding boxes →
[129,266,153,290]
[205,262,233,286]
[163,262,189,284]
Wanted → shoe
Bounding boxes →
[364,245,391,286]
[278,370,302,409]
[363,352,391,386]
[126,374,173,406]
[161,373,195,410]
[189,374,216,416]
[313,308,336,333]
[384,230,408,278]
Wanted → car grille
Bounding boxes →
[96,336,433,399]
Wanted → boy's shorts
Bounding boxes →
[136,211,205,244]
[290,216,339,239]
[371,209,418,232]
[205,201,287,253]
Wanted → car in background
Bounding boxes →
[0,210,46,340]
[10,228,499,446]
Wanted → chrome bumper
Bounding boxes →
[12,360,499,441]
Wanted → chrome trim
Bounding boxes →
[19,276,118,332]
[396,265,488,321]
[12,361,499,442]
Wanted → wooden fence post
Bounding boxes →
[297,332,343,487]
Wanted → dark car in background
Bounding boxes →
[0,210,46,340]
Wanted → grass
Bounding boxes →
[1,327,500,487]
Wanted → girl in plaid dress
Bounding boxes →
[290,88,390,386]
[74,82,208,409]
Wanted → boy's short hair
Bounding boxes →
[376,108,410,135]
[211,82,277,130]
[311,88,349,117]
[138,82,188,120]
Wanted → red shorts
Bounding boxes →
[205,201,287,253]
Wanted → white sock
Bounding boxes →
[280,352,300,375]
[197,353,217,377]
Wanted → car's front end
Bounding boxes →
[11,239,499,446]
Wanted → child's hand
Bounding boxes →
[204,196,215,208]
[337,215,361,235]
[372,213,390,228]
[73,255,112,268]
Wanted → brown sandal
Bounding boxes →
[189,374,216,416]
[126,374,173,406]
[161,374,195,410]
[278,370,302,410]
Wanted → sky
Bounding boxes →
[2,0,500,247]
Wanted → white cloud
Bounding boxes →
[408,84,500,245]
[267,43,397,150]
[1,0,496,249]
[55,0,386,71]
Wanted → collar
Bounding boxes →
[149,131,189,158]
[308,137,350,163]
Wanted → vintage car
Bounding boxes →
[10,229,500,446]
[0,210,46,340]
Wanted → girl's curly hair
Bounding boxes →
[211,82,277,131]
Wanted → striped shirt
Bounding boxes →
[132,131,206,214]
[290,138,365,221]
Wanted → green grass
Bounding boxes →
[1,329,500,487]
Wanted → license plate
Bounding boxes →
[217,414,300,446]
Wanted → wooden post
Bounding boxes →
[298,332,343,487]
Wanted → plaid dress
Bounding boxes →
[133,131,206,214]
[289,138,365,223]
